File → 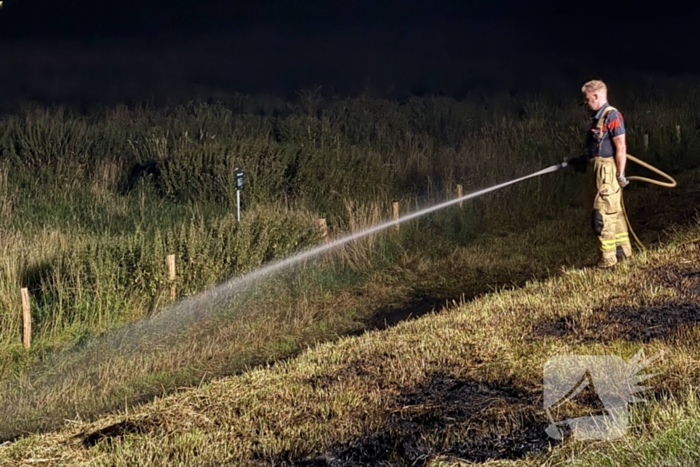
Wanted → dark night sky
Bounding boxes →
[2,1,697,36]
[1,1,699,103]
[0,1,582,37]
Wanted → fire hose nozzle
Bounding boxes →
[562,155,589,173]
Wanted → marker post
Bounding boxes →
[235,168,244,223]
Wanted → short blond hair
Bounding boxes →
[581,80,607,94]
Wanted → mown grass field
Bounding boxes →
[0,84,699,465]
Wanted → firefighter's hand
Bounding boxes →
[617,172,630,188]
[567,155,588,173]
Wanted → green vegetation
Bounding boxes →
[0,84,699,465]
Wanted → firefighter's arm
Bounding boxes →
[612,134,626,174]
[612,134,628,186]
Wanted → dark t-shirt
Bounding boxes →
[586,103,626,158]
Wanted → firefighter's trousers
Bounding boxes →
[583,157,632,267]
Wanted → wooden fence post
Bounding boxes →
[21,288,31,349]
[166,254,176,300]
[316,218,329,242]
[392,201,400,232]
[643,133,649,152]
[456,184,464,208]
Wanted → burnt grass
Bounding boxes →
[534,300,700,344]
[287,372,554,466]
[653,262,700,299]
[75,371,555,466]
[79,420,150,448]
[533,259,700,345]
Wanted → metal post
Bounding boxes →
[235,168,244,223]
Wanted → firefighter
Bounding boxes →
[570,80,632,268]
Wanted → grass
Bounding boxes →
[1,209,698,466]
[0,84,699,464]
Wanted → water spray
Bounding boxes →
[151,152,681,331]
[71,164,567,369]
[144,163,564,330]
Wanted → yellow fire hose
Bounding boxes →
[623,154,676,250]
[622,154,698,251]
